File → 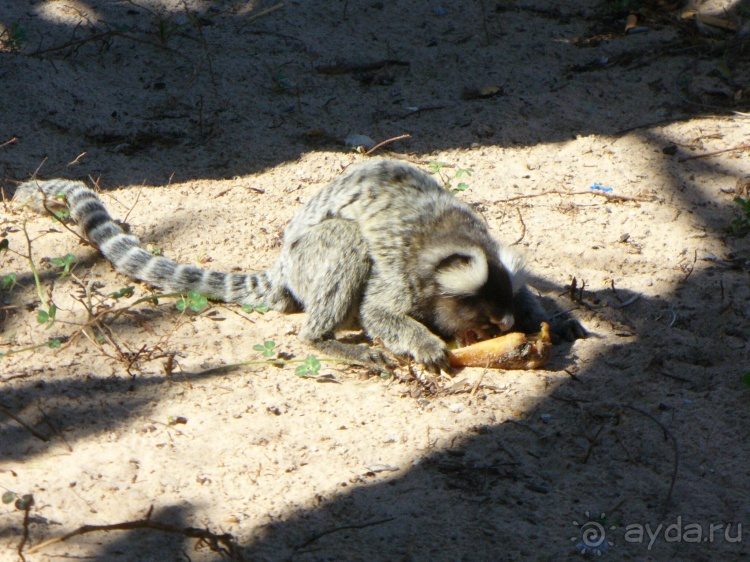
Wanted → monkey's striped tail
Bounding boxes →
[15,179,273,305]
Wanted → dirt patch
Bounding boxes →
[1,1,749,560]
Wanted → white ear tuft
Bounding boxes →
[498,246,528,295]
[435,247,489,296]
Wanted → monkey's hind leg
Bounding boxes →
[284,220,394,370]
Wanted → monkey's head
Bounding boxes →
[416,244,525,344]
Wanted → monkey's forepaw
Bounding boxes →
[550,318,587,343]
[410,335,450,374]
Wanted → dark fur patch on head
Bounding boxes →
[420,259,515,339]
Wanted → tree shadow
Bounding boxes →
[1,262,747,559]
[0,0,748,188]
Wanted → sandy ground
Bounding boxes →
[1,1,750,560]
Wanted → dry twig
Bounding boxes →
[678,143,750,162]
[294,517,395,552]
[498,189,656,204]
[0,136,19,149]
[0,405,49,442]
[25,507,242,559]
[622,404,679,517]
[365,134,411,156]
[511,207,526,246]
[238,2,285,29]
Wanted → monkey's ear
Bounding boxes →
[498,246,528,295]
[435,248,488,296]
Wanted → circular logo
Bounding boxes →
[571,511,616,556]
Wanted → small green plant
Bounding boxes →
[2,491,33,510]
[1,273,17,291]
[242,303,269,314]
[175,290,208,313]
[427,161,446,176]
[295,355,321,378]
[110,286,135,299]
[253,340,276,358]
[742,372,750,387]
[52,208,70,220]
[146,243,163,256]
[453,167,473,192]
[0,23,28,52]
[729,197,750,235]
[427,161,474,193]
[272,73,293,92]
[22,224,58,328]
[0,338,60,360]
[50,253,77,277]
[36,304,57,325]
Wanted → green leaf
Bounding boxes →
[15,494,34,510]
[48,338,61,349]
[37,310,49,323]
[741,372,750,387]
[1,273,17,290]
[52,253,77,276]
[110,286,135,299]
[305,355,321,373]
[296,355,322,377]
[2,492,16,504]
[427,161,445,174]
[176,290,209,313]
[253,340,276,357]
[3,23,27,50]
[189,298,206,312]
[453,182,469,192]
[48,304,57,319]
[242,304,270,314]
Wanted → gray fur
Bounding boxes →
[16,160,573,372]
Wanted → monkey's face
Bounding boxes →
[429,259,516,345]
